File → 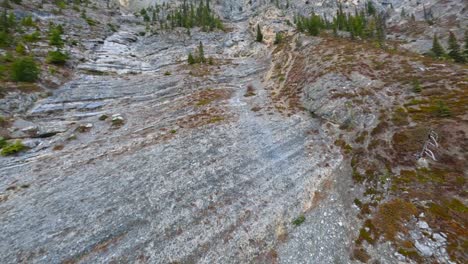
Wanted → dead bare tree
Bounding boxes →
[417,130,438,161]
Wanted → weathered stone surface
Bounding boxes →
[1,0,465,263]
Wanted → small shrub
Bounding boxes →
[352,247,371,262]
[0,31,12,47]
[0,137,6,148]
[15,43,26,54]
[164,71,171,76]
[244,84,256,97]
[23,31,41,42]
[292,215,305,226]
[86,18,97,26]
[196,98,212,106]
[412,79,421,93]
[1,140,26,156]
[107,23,117,32]
[373,199,417,240]
[0,115,6,125]
[55,0,66,9]
[11,57,39,82]
[21,15,35,27]
[52,144,64,151]
[46,50,69,65]
[208,116,224,123]
[49,25,64,47]
[98,114,108,121]
[170,129,177,134]
[188,53,195,64]
[435,101,451,117]
[274,32,283,45]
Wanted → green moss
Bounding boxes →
[1,140,26,156]
[0,137,6,148]
[352,168,364,183]
[358,227,374,244]
[334,139,352,154]
[354,198,362,208]
[355,131,367,144]
[364,187,379,196]
[446,199,468,213]
[196,99,212,106]
[208,116,224,124]
[397,248,422,261]
[405,99,425,106]
[0,115,6,126]
[292,215,305,226]
[86,18,97,26]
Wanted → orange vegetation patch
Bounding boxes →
[373,199,417,240]
[184,88,233,108]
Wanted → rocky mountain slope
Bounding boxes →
[0,0,466,263]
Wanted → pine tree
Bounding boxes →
[375,15,386,47]
[49,25,64,48]
[274,32,283,44]
[336,3,346,30]
[0,9,9,32]
[447,31,465,63]
[307,14,321,36]
[431,34,445,58]
[198,41,205,63]
[296,18,303,32]
[1,0,10,8]
[366,1,376,16]
[6,11,15,31]
[187,52,195,64]
[464,30,468,60]
[11,57,39,82]
[256,24,263,42]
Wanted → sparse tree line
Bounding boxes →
[0,6,70,82]
[0,0,107,84]
[187,41,214,65]
[431,31,468,64]
[138,0,223,33]
[291,0,467,64]
[294,1,387,47]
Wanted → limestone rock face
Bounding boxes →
[303,72,381,128]
[0,0,465,263]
